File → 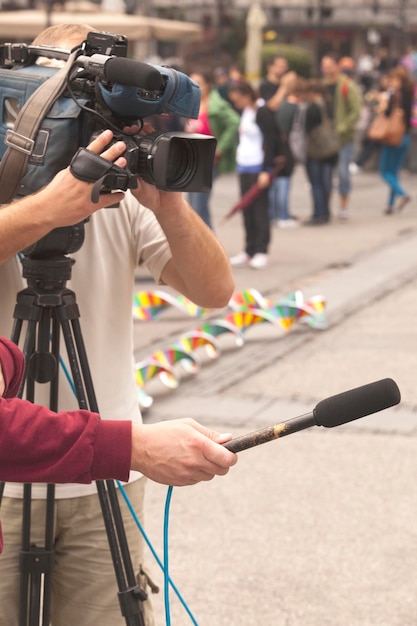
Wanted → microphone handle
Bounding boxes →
[223,412,316,453]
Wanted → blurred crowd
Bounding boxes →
[164,47,416,269]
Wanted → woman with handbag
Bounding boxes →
[377,66,414,214]
[303,80,340,225]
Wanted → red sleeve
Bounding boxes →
[0,337,25,398]
[0,396,132,484]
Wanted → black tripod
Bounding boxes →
[0,250,146,626]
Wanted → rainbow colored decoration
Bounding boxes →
[135,359,179,409]
[135,331,221,407]
[174,331,220,360]
[228,289,327,330]
[135,360,178,389]
[147,346,200,374]
[133,290,210,320]
[195,319,245,347]
[134,288,327,408]
[133,288,327,329]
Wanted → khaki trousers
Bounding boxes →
[0,478,155,626]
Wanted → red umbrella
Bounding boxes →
[222,156,287,222]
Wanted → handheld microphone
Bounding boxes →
[75,54,163,90]
[223,378,401,453]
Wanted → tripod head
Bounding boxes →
[22,221,85,260]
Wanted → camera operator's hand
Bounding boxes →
[37,130,128,226]
[122,123,185,213]
[0,130,128,265]
[130,419,237,486]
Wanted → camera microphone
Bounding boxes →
[75,54,163,90]
[223,378,401,453]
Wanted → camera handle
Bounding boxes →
[0,254,146,626]
[70,147,137,201]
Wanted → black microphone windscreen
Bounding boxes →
[105,57,162,90]
[314,378,401,428]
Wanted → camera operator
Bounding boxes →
[0,336,237,554]
[0,23,235,626]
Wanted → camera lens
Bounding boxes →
[127,131,216,192]
[135,132,198,190]
[165,138,197,187]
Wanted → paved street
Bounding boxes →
[133,166,417,625]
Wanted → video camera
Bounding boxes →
[0,30,216,201]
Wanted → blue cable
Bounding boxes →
[163,486,173,626]
[59,355,76,395]
[117,481,199,626]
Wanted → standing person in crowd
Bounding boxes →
[375,47,397,78]
[185,70,240,229]
[260,55,288,102]
[357,49,376,93]
[272,77,309,227]
[259,54,298,116]
[304,79,339,225]
[227,81,273,269]
[320,54,362,220]
[0,23,235,626]
[213,66,232,102]
[351,73,390,173]
[259,55,297,112]
[378,65,414,214]
[258,55,298,226]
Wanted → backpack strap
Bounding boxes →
[0,49,79,204]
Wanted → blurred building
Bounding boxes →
[146,0,417,66]
[1,0,417,67]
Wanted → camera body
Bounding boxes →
[0,31,216,197]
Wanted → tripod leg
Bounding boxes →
[15,311,57,626]
[60,315,146,626]
[19,484,55,626]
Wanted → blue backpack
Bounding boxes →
[0,51,89,202]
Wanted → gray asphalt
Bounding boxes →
[133,166,417,626]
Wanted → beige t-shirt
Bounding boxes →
[1,191,172,498]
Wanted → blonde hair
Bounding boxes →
[32,24,94,48]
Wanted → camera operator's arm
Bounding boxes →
[133,184,234,308]
[0,130,127,265]
[121,120,234,307]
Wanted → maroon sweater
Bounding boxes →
[0,337,132,552]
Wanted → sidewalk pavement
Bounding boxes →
[133,167,417,626]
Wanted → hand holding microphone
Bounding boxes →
[223,379,401,453]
